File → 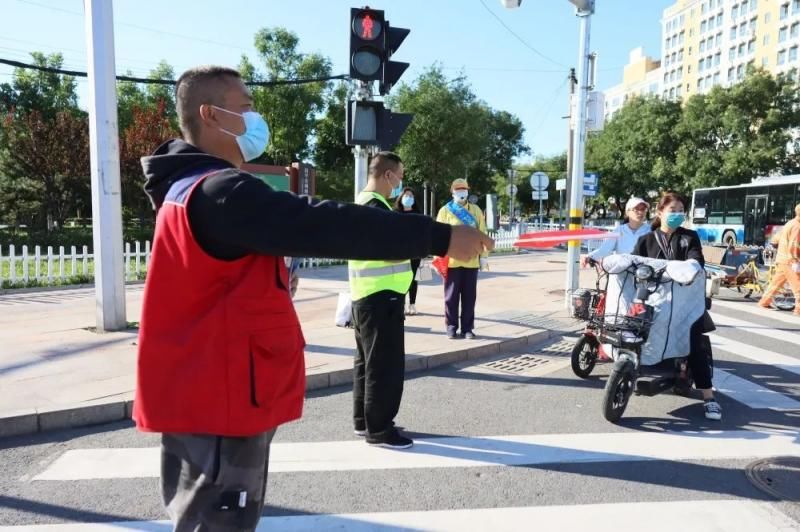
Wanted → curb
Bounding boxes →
[0,328,567,440]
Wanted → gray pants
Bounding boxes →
[160,429,276,532]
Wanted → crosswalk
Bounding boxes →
[1,297,798,531]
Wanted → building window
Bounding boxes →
[670,70,676,82]
[678,68,683,80]
[676,85,683,97]
[794,0,800,13]
[763,56,769,67]
[716,33,722,48]
[729,47,736,60]
[728,67,735,81]
[702,2,707,15]
[664,73,669,83]
[663,90,669,99]
[699,58,705,71]
[749,18,757,34]
[739,43,746,57]
[778,49,788,65]
[792,22,800,38]
[688,64,692,73]
[765,12,771,24]
[737,64,745,79]
[780,26,789,42]
[741,1,749,15]
[717,13,723,27]
[679,31,685,44]
[700,39,706,52]
[750,0,757,9]
[665,56,670,67]
[702,20,708,32]
[730,26,737,39]
[669,87,675,99]
[713,72,721,85]
[678,49,684,61]
[748,40,756,54]
[715,52,721,66]
[732,4,739,18]
[740,23,747,37]
[698,78,704,90]
[791,46,798,61]
[781,3,789,20]
[764,34,770,46]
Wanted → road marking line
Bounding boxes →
[709,334,800,377]
[712,298,800,326]
[714,369,800,411]
[710,312,800,345]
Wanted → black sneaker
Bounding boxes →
[366,430,413,449]
[704,399,722,421]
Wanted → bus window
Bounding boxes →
[692,190,709,222]
[709,189,725,224]
[767,184,796,225]
[725,188,745,223]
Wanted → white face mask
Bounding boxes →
[453,190,469,203]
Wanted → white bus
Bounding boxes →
[689,174,800,246]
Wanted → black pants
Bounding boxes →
[352,290,405,436]
[444,267,479,332]
[408,258,420,305]
[161,429,276,532]
[688,318,713,390]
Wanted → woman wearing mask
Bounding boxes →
[395,187,422,315]
[581,197,651,267]
[632,192,722,421]
[436,179,488,340]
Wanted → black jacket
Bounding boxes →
[632,226,705,267]
[141,140,451,261]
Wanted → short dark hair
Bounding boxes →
[369,151,402,178]
[175,65,242,140]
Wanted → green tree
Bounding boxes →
[675,69,800,188]
[0,53,78,118]
[243,28,332,165]
[586,95,683,213]
[313,83,354,201]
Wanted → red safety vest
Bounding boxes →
[133,170,305,436]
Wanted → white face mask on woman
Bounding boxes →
[453,190,468,203]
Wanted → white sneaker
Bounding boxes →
[704,399,722,420]
[408,304,417,315]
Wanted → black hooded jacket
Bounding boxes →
[141,140,451,261]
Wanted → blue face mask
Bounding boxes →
[665,212,685,229]
[214,106,270,162]
[401,195,415,208]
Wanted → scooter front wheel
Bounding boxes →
[571,335,598,378]
[602,361,635,422]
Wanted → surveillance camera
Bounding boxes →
[500,0,522,8]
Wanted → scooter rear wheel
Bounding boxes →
[571,336,597,378]
[602,362,635,422]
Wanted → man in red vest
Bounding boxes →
[134,65,493,531]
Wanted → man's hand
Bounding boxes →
[447,225,495,262]
[290,272,299,298]
[479,257,489,271]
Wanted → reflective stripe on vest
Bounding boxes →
[348,191,413,300]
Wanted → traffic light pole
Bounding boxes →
[565,3,593,307]
[353,80,371,200]
[84,0,126,331]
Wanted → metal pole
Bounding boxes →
[423,181,429,216]
[565,68,576,228]
[84,0,126,332]
[353,81,371,200]
[565,4,593,306]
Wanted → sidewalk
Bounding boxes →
[0,251,590,438]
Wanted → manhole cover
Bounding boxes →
[483,354,552,374]
[745,456,800,502]
[538,339,575,357]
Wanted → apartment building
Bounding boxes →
[604,0,800,121]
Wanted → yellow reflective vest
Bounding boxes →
[348,192,413,301]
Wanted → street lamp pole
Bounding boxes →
[565,0,595,307]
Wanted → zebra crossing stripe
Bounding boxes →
[714,369,800,411]
[711,299,800,326]
[710,312,800,346]
[709,334,800,377]
[31,429,800,481]
[0,499,795,531]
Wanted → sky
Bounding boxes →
[1,0,675,160]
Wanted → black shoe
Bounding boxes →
[366,430,413,449]
[447,326,459,339]
[464,331,477,340]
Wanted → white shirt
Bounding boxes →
[588,223,652,260]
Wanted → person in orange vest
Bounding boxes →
[436,178,489,339]
[759,202,800,315]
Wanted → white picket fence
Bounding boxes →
[1,224,616,288]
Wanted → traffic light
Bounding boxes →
[345,100,413,151]
[350,7,385,82]
[349,7,410,94]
